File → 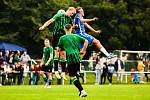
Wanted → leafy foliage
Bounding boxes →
[0,0,149,58]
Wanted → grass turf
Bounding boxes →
[0,84,150,100]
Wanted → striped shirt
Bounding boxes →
[58,34,85,64]
[53,13,72,35]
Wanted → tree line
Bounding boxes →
[0,0,150,58]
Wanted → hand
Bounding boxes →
[45,63,49,66]
[93,17,99,21]
[95,30,101,34]
[39,26,45,30]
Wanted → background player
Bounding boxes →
[40,39,54,88]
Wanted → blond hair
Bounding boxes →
[68,7,76,14]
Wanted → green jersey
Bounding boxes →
[43,46,54,66]
[52,13,72,35]
[58,34,85,64]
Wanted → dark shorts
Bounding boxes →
[68,63,80,77]
[52,34,64,48]
[41,64,53,72]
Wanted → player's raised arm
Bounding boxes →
[80,17,98,22]
[84,22,101,34]
[39,18,55,30]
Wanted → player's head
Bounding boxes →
[76,6,84,16]
[66,7,76,17]
[64,24,72,34]
[57,9,65,14]
[44,38,50,47]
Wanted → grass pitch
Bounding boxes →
[0,84,150,100]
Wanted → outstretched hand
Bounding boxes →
[95,30,102,34]
[39,26,44,30]
[93,17,99,21]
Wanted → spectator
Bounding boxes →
[101,62,108,84]
[137,59,145,83]
[92,52,99,71]
[115,57,125,82]
[14,62,24,85]
[1,61,10,85]
[20,51,31,64]
[95,56,101,85]
[133,68,139,84]
[0,51,4,85]
[144,61,150,82]
[107,60,115,85]
[14,51,21,63]
[131,68,135,82]
[8,52,15,68]
[3,50,9,63]
[32,64,40,85]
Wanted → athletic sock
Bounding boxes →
[54,60,58,71]
[48,79,52,85]
[100,47,110,57]
[43,77,47,83]
[61,62,66,72]
[72,78,83,92]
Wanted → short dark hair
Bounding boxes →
[65,24,72,30]
[76,6,82,13]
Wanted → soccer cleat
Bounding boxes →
[79,90,87,97]
[61,72,67,81]
[46,85,51,88]
[44,83,48,88]
[55,71,61,79]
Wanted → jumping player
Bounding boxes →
[74,7,114,58]
[39,7,76,80]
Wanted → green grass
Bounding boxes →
[0,84,150,100]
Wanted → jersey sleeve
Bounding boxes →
[52,13,61,20]
[49,47,54,54]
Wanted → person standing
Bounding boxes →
[115,57,125,82]
[137,59,145,83]
[107,60,115,85]
[58,24,88,97]
[40,39,54,88]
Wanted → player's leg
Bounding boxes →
[68,63,87,97]
[54,49,61,79]
[47,72,52,88]
[40,65,48,87]
[92,39,111,57]
[78,32,111,58]
[60,51,67,80]
[52,35,62,79]
[46,65,53,88]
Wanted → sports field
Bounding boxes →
[0,84,150,100]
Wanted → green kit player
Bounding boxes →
[58,24,88,97]
[39,7,76,80]
[40,39,54,88]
